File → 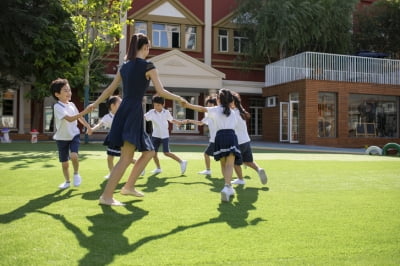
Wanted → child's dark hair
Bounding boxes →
[232,92,250,120]
[152,95,165,105]
[106,96,120,110]
[125,33,150,61]
[50,78,68,100]
[205,95,217,106]
[217,88,234,117]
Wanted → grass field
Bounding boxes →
[0,142,399,265]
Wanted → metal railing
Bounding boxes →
[265,51,400,86]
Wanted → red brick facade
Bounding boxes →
[262,80,400,148]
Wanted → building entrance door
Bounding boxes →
[280,101,299,143]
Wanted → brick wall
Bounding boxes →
[262,80,400,148]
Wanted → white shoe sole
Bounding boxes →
[258,169,268,185]
[221,191,230,202]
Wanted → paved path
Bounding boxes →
[169,136,365,155]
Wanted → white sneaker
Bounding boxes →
[220,185,235,202]
[258,168,268,185]
[58,181,70,189]
[104,174,110,179]
[140,169,145,176]
[231,178,245,185]
[73,174,82,187]
[180,160,188,175]
[151,168,162,174]
[198,169,211,175]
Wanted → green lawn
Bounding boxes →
[0,142,399,265]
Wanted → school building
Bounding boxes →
[262,52,400,148]
[2,0,398,148]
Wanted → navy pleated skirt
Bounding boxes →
[213,129,242,165]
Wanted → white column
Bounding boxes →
[204,0,212,66]
[119,11,128,68]
[18,85,25,134]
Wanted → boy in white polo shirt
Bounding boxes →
[50,78,92,189]
[144,96,188,175]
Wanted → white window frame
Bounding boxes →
[0,90,17,129]
[152,23,180,48]
[218,29,228,52]
[185,26,197,50]
[233,30,248,53]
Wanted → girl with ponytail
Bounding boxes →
[182,88,242,202]
[231,92,267,186]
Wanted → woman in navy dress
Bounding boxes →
[85,33,186,206]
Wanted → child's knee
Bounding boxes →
[70,152,79,161]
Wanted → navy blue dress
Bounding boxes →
[107,58,155,152]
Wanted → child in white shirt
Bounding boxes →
[183,88,242,202]
[144,96,188,175]
[50,78,92,189]
[231,92,267,185]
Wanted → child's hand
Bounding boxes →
[83,104,95,115]
[86,127,93,136]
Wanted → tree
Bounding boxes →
[0,0,79,90]
[61,0,132,142]
[352,0,400,59]
[61,0,132,103]
[234,0,358,64]
[0,0,80,130]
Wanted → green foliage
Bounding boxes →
[235,0,358,64]
[0,0,80,98]
[352,0,400,59]
[61,0,132,90]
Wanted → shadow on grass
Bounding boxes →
[37,201,149,266]
[0,189,80,224]
[37,185,267,266]
[0,150,92,170]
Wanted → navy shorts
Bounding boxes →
[107,146,121,157]
[56,134,80,162]
[152,137,170,153]
[204,142,215,156]
[238,142,253,163]
[103,134,121,156]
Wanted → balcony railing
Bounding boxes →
[265,51,400,87]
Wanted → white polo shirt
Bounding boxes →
[100,112,114,129]
[206,106,239,131]
[201,115,217,143]
[233,108,251,145]
[53,101,80,140]
[144,109,173,139]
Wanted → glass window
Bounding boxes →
[218,29,228,52]
[318,92,337,138]
[173,95,198,133]
[134,21,147,34]
[185,26,196,50]
[152,23,180,48]
[43,96,56,132]
[0,90,16,128]
[348,94,398,137]
[233,30,248,53]
[249,98,264,136]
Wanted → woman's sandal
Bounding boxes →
[99,196,125,206]
[120,187,144,197]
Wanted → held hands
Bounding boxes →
[86,127,93,136]
[81,104,96,116]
